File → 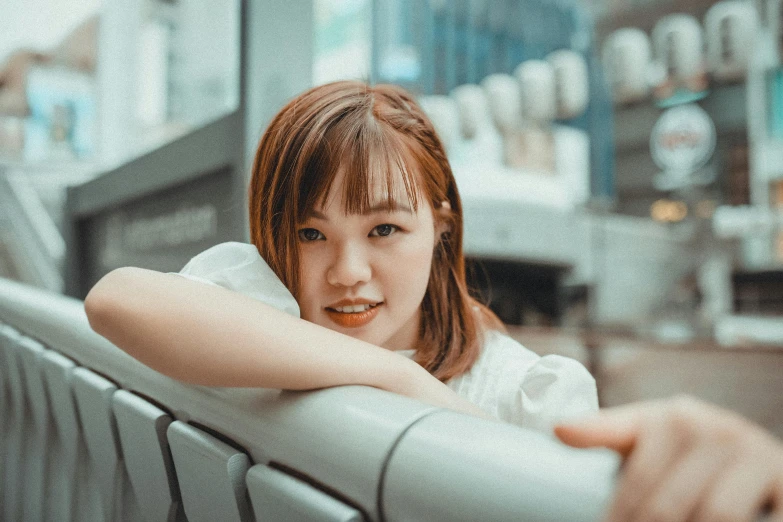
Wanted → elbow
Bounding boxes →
[84,287,109,335]
[84,267,139,335]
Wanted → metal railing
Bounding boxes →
[0,167,66,293]
[0,276,618,521]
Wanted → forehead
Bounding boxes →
[317,162,421,215]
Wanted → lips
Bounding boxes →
[325,302,383,328]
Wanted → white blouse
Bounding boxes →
[175,242,599,432]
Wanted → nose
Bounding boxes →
[326,242,372,288]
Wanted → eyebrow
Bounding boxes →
[309,202,413,221]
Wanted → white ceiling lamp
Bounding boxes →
[480,73,524,134]
[652,14,706,87]
[449,83,504,167]
[705,1,759,82]
[513,60,557,123]
[451,83,494,140]
[601,28,652,104]
[546,49,590,119]
[417,95,461,154]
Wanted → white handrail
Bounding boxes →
[0,276,618,521]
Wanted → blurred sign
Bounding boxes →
[651,104,716,172]
[651,103,716,190]
[79,167,237,296]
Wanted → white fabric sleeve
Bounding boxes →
[501,353,599,433]
[172,242,300,318]
[448,330,598,433]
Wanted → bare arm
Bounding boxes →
[556,396,783,522]
[85,267,487,416]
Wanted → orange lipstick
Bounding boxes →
[325,304,382,328]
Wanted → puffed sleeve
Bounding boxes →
[173,242,300,318]
[448,331,598,433]
[500,353,599,432]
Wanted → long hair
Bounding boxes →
[248,80,503,382]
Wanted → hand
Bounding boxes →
[555,395,783,522]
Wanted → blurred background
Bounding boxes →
[1,0,782,435]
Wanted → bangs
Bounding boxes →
[298,111,422,221]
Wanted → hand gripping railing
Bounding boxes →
[0,277,618,522]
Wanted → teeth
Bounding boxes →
[334,304,376,313]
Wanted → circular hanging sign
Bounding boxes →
[650,103,716,173]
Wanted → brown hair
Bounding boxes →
[248,80,503,382]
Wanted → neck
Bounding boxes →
[383,308,422,352]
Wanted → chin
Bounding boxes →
[349,328,394,349]
[345,327,384,343]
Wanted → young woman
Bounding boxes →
[85,80,783,520]
[84,80,597,430]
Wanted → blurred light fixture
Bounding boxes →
[651,199,689,222]
[705,1,758,82]
[601,28,652,104]
[546,50,589,120]
[514,60,557,123]
[417,95,461,153]
[480,74,524,133]
[451,84,491,140]
[652,15,706,88]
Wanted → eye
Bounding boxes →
[370,224,399,237]
[298,228,325,242]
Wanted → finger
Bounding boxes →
[606,416,686,522]
[635,441,728,522]
[554,417,637,457]
[694,447,776,522]
[555,403,662,456]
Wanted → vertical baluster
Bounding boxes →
[40,350,91,522]
[0,324,21,517]
[17,337,49,522]
[167,421,254,522]
[3,328,28,521]
[72,368,144,522]
[246,465,362,522]
[113,390,185,522]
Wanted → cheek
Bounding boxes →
[296,251,324,319]
[385,239,435,301]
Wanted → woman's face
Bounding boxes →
[296,168,441,351]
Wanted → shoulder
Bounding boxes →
[449,329,598,432]
[180,242,264,275]
[480,329,541,364]
[175,242,300,318]
[466,329,547,377]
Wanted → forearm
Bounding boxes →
[83,267,494,421]
[85,267,490,417]
[86,267,411,392]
